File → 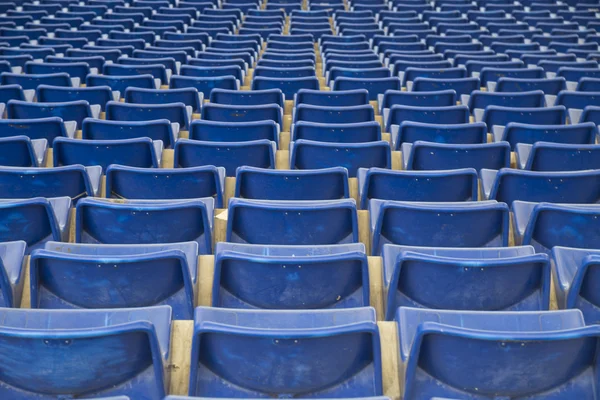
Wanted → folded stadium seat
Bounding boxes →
[0,72,73,92]
[189,306,381,396]
[550,42,598,55]
[0,306,170,398]
[30,241,199,318]
[553,246,600,325]
[0,84,26,104]
[0,241,23,307]
[489,41,541,55]
[292,121,382,143]
[125,87,202,114]
[0,164,100,201]
[258,58,315,69]
[386,104,469,135]
[164,32,211,46]
[253,66,317,81]
[0,27,46,41]
[515,141,600,171]
[67,48,122,64]
[325,60,384,76]
[202,103,283,128]
[293,104,375,125]
[397,307,600,399]
[199,50,254,66]
[268,41,314,52]
[393,121,487,150]
[227,198,358,245]
[209,88,284,108]
[262,51,317,63]
[0,197,70,251]
[189,120,279,145]
[36,85,113,112]
[479,34,525,47]
[321,41,371,54]
[295,90,369,109]
[53,137,161,172]
[103,64,169,87]
[105,101,191,131]
[383,244,550,319]
[482,169,600,204]
[426,34,472,48]
[75,198,213,252]
[557,67,600,90]
[104,13,145,26]
[235,166,349,200]
[82,23,126,35]
[133,49,189,66]
[411,77,481,98]
[7,100,99,130]
[370,200,510,255]
[0,117,76,145]
[290,140,391,177]
[211,241,367,309]
[481,105,566,132]
[357,168,478,209]
[174,139,276,176]
[402,141,511,171]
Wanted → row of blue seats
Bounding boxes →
[0,304,598,398]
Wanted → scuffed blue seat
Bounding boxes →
[227,198,358,245]
[293,104,374,124]
[105,101,191,130]
[75,197,213,252]
[189,120,279,145]
[189,306,382,396]
[0,240,26,307]
[482,169,600,204]
[0,165,100,201]
[174,139,276,176]
[6,100,99,129]
[358,168,478,209]
[513,200,600,253]
[516,142,600,171]
[0,197,70,252]
[370,199,509,255]
[209,88,284,108]
[295,88,369,107]
[402,141,511,171]
[290,140,391,177]
[292,121,381,143]
[397,307,600,400]
[212,242,368,308]
[498,122,598,150]
[82,119,177,149]
[30,241,198,319]
[106,165,225,207]
[53,137,161,172]
[393,122,487,150]
[202,103,283,127]
[553,246,600,324]
[383,245,550,319]
[235,166,348,200]
[0,135,47,167]
[0,306,171,399]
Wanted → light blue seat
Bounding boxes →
[383,245,550,319]
[30,242,198,319]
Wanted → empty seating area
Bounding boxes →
[0,0,600,397]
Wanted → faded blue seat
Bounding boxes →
[466,90,546,115]
[383,245,550,319]
[0,117,76,144]
[75,197,213,253]
[189,306,382,397]
[170,75,239,97]
[495,77,567,95]
[397,307,600,400]
[0,306,170,399]
[332,77,402,101]
[86,74,157,96]
[227,198,358,245]
[358,168,478,209]
[212,242,368,308]
[370,199,509,255]
[30,241,198,319]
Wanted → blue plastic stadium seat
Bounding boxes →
[174,139,276,177]
[227,198,358,245]
[125,87,202,114]
[189,306,381,396]
[235,166,348,200]
[0,165,100,201]
[498,122,598,150]
[466,90,546,115]
[495,77,567,95]
[292,121,381,143]
[295,89,369,107]
[370,199,509,255]
[576,77,600,92]
[481,106,566,130]
[30,241,198,319]
[86,74,157,96]
[0,306,170,398]
[170,75,239,97]
[37,84,112,111]
[513,200,600,253]
[383,245,550,319]
[53,137,161,172]
[0,135,47,167]
[82,119,178,149]
[106,101,191,130]
[202,103,283,127]
[75,198,213,252]
[516,141,600,172]
[556,91,600,123]
[397,307,600,400]
[393,121,487,150]
[0,116,76,143]
[0,72,72,91]
[293,104,374,124]
[402,141,511,171]
[482,168,600,204]
[251,76,319,98]
[381,90,456,112]
[553,246,600,324]
[212,242,368,308]
[332,77,401,101]
[402,67,467,88]
[0,240,26,307]
[412,77,480,97]
[358,168,478,209]
[106,165,225,207]
[104,63,169,86]
[386,105,469,133]
[24,61,90,82]
[209,88,284,108]
[189,120,279,145]
[7,100,99,129]
[0,197,70,252]
[0,85,25,104]
[290,140,391,177]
